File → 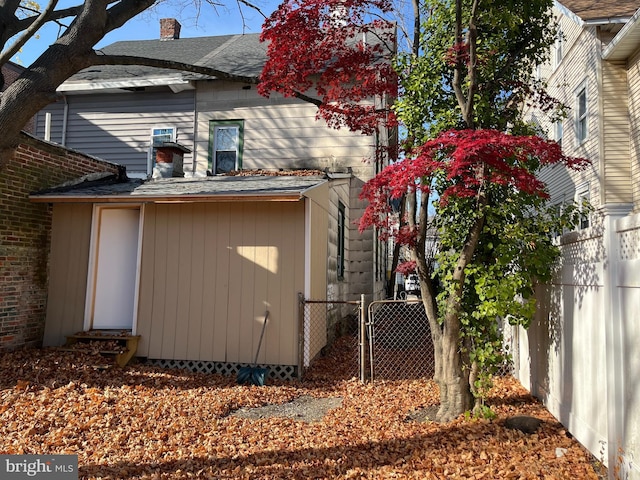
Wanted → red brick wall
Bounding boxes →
[0,133,122,351]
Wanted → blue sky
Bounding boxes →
[11,0,281,66]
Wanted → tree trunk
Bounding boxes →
[434,308,473,422]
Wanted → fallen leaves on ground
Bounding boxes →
[0,348,602,479]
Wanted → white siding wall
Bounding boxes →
[194,81,376,181]
[36,90,195,174]
[537,10,602,208]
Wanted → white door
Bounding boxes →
[90,207,141,330]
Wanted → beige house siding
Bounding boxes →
[42,204,93,347]
[601,59,632,204]
[194,81,375,180]
[629,47,640,211]
[306,182,330,301]
[136,201,306,366]
[538,16,602,209]
[327,180,350,300]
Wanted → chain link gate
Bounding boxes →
[367,299,435,381]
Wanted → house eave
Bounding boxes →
[602,8,640,60]
[57,77,196,94]
[556,1,636,28]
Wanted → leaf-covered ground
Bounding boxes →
[0,347,603,479]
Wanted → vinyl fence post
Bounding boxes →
[360,293,366,383]
[297,292,304,381]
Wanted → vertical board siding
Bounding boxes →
[136,204,156,356]
[601,60,632,204]
[43,204,93,346]
[36,90,195,174]
[136,201,306,365]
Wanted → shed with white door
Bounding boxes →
[33,173,355,378]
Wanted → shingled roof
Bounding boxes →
[558,1,639,22]
[30,174,328,203]
[61,32,266,90]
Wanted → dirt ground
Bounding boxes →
[0,345,606,479]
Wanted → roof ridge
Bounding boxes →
[195,34,245,67]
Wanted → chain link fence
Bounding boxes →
[298,295,362,381]
[299,295,512,383]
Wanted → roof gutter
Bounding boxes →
[30,193,306,204]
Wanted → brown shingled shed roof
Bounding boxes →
[559,1,639,21]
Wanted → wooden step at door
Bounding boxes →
[63,331,141,367]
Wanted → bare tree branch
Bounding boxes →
[0,0,59,66]
[237,0,268,19]
[12,5,83,36]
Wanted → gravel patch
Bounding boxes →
[232,395,343,422]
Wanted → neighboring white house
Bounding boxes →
[516,2,640,478]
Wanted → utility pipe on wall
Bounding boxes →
[44,112,51,141]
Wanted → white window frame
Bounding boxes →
[575,182,590,230]
[148,126,176,174]
[553,28,563,69]
[209,120,244,174]
[554,120,563,148]
[575,82,588,144]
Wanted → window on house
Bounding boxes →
[576,183,590,230]
[209,120,244,174]
[576,85,588,144]
[554,28,563,68]
[554,120,563,148]
[337,202,345,280]
[549,202,563,239]
[149,126,176,173]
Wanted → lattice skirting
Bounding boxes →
[146,358,298,381]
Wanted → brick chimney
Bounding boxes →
[160,18,181,40]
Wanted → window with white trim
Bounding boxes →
[576,84,588,144]
[554,120,563,148]
[576,182,590,230]
[149,126,176,173]
[209,120,244,174]
[553,28,563,68]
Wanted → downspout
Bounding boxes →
[61,95,69,146]
[191,90,197,175]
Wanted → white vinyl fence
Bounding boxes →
[509,208,640,479]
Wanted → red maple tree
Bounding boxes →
[259,0,589,421]
[259,0,398,134]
